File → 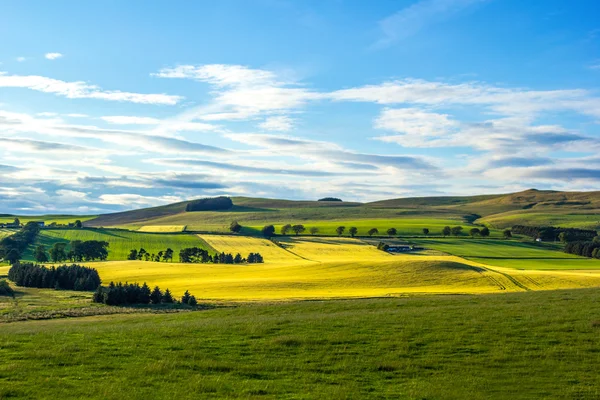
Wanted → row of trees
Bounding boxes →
[34,240,109,263]
[178,247,264,264]
[512,225,597,242]
[8,262,101,291]
[0,222,41,264]
[128,248,174,262]
[564,238,600,258]
[260,224,496,238]
[93,282,198,306]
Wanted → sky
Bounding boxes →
[1,0,599,214]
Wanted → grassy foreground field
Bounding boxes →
[25,229,213,261]
[2,289,600,399]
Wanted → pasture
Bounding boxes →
[479,210,600,230]
[26,229,213,261]
[2,289,600,399]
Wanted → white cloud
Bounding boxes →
[66,113,88,118]
[16,57,26,62]
[45,52,63,60]
[258,116,295,131]
[0,72,183,105]
[374,108,456,138]
[36,112,58,117]
[153,64,322,126]
[100,115,218,131]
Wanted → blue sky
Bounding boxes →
[1,0,599,214]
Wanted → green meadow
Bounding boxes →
[24,229,214,261]
[1,289,600,399]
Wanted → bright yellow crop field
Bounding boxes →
[200,235,305,264]
[137,225,186,233]
[5,235,600,301]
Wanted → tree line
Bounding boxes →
[8,262,101,291]
[259,223,490,238]
[93,281,198,307]
[0,222,41,264]
[34,240,109,263]
[178,247,264,264]
[512,225,597,242]
[128,248,174,262]
[564,238,600,258]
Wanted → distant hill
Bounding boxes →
[83,189,600,231]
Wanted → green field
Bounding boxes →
[2,289,600,399]
[25,229,214,261]
[479,210,600,230]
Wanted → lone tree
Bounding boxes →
[423,228,429,235]
[451,226,463,237]
[229,221,242,233]
[480,227,490,237]
[74,220,83,229]
[349,227,358,237]
[442,226,451,237]
[503,229,512,239]
[262,225,275,238]
[292,224,306,236]
[368,228,379,237]
[34,245,49,263]
[469,228,480,237]
[386,228,397,236]
[309,227,319,235]
[5,249,21,264]
[281,224,293,236]
[336,226,346,236]
[128,249,138,260]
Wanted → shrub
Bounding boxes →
[318,197,342,202]
[0,279,14,297]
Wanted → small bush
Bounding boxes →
[0,279,14,297]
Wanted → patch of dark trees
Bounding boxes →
[185,196,233,212]
[8,262,101,291]
[512,225,597,242]
[318,197,342,202]
[35,240,109,263]
[128,248,174,262]
[93,281,198,306]
[179,247,264,264]
[0,222,41,264]
[564,240,600,259]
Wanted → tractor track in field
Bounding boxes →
[480,266,532,291]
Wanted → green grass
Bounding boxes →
[2,289,600,399]
[479,210,600,230]
[25,229,214,261]
[0,215,96,224]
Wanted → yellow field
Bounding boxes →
[200,234,306,264]
[5,236,600,301]
[137,225,186,233]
